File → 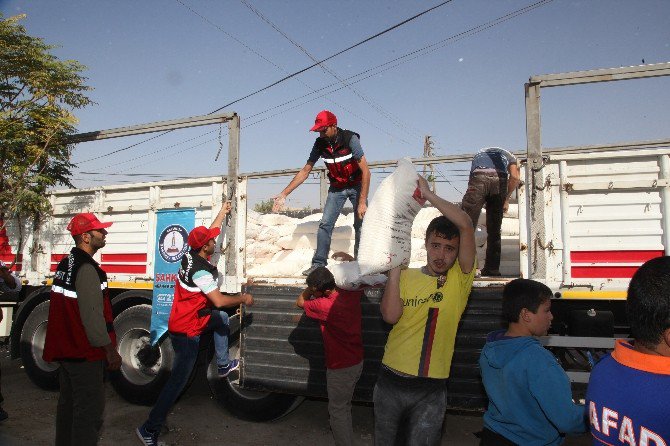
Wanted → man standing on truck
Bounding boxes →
[43,213,122,446]
[0,260,22,422]
[272,110,371,276]
[136,203,254,446]
[375,175,476,445]
[461,147,520,276]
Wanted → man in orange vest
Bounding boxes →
[43,213,122,446]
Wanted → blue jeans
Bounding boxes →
[312,184,364,267]
[144,309,230,433]
[373,366,448,446]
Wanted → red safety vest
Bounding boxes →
[316,128,362,189]
[43,247,116,362]
[168,251,217,337]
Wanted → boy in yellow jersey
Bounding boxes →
[374,175,476,446]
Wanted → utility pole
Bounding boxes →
[423,135,436,192]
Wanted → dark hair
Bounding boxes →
[425,216,459,241]
[306,267,336,292]
[626,256,670,349]
[502,278,553,323]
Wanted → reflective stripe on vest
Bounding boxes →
[323,153,353,164]
[51,281,108,298]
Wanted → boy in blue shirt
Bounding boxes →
[478,278,587,445]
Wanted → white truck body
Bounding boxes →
[518,145,670,298]
[2,144,669,308]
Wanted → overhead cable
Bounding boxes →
[239,0,425,140]
[77,0,551,171]
[206,0,455,113]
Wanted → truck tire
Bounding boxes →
[206,336,303,421]
[110,304,174,405]
[19,301,60,390]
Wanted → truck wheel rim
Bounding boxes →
[118,328,162,384]
[31,320,59,373]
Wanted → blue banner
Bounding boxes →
[150,209,195,345]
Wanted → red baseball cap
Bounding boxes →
[309,110,337,132]
[67,213,113,236]
[187,226,221,249]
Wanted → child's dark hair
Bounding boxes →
[306,266,336,292]
[502,278,553,323]
[425,216,459,240]
[627,256,670,349]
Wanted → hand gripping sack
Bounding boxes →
[357,158,423,275]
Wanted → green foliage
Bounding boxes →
[0,14,92,227]
[253,199,274,214]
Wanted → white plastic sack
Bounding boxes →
[475,226,488,247]
[357,158,423,275]
[328,261,387,291]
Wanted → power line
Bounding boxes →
[236,0,554,130]
[239,0,425,140]
[77,131,167,164]
[76,0,552,173]
[206,1,455,113]
[78,0,442,165]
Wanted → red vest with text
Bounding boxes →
[316,128,362,188]
[168,251,217,337]
[43,247,116,362]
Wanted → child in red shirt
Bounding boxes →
[296,266,364,446]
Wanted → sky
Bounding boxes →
[2,0,669,208]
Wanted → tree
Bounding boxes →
[0,14,92,265]
[253,198,274,214]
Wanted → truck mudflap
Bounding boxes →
[239,285,507,412]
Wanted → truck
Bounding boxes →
[1,62,669,421]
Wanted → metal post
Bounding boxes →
[558,161,571,283]
[525,81,547,278]
[660,154,670,255]
[224,114,241,292]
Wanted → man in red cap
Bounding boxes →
[273,110,371,276]
[137,202,254,446]
[43,212,122,445]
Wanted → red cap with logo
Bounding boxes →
[187,226,221,250]
[67,213,113,236]
[309,110,337,132]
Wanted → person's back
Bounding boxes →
[585,256,670,445]
[479,279,586,446]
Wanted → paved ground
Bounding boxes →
[0,343,592,445]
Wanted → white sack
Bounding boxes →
[475,226,488,247]
[259,213,297,226]
[328,261,387,291]
[357,158,423,275]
